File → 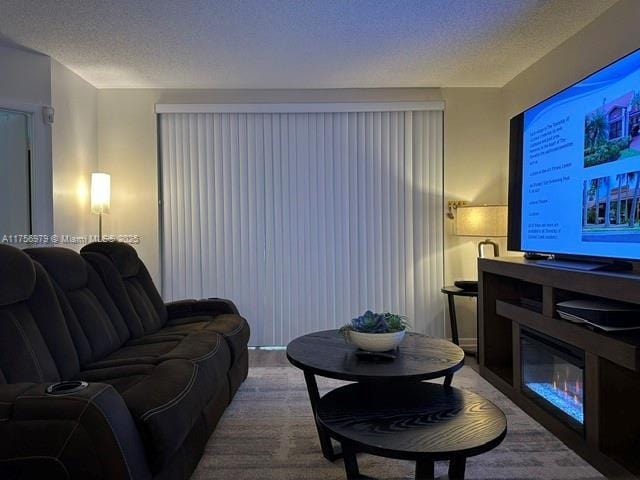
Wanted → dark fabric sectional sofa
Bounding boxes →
[0,241,250,480]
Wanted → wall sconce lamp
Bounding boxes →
[455,205,508,257]
[447,200,467,219]
[91,172,110,239]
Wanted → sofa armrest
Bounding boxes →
[0,382,151,480]
[166,297,239,320]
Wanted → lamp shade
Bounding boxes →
[90,173,110,214]
[456,205,507,237]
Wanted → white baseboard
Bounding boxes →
[456,337,478,349]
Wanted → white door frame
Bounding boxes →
[0,99,54,235]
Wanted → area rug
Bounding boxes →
[192,366,603,479]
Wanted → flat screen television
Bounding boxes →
[509,48,640,264]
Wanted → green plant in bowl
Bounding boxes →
[340,311,409,352]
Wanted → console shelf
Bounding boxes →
[496,300,640,371]
[479,257,640,479]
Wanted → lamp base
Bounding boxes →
[478,239,499,258]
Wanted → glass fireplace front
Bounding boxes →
[521,328,585,433]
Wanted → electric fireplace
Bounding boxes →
[520,328,585,433]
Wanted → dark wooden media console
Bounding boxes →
[479,257,640,479]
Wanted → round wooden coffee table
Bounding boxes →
[318,382,507,479]
[286,330,465,460]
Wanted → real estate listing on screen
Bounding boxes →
[510,48,640,261]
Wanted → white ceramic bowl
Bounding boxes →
[348,329,406,352]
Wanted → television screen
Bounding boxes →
[511,48,640,260]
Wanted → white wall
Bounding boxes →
[0,45,53,234]
[0,45,51,106]
[441,88,508,343]
[97,88,443,286]
[51,60,98,247]
[97,90,160,279]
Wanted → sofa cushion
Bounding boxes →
[84,331,231,375]
[80,251,148,338]
[80,242,249,401]
[159,315,221,336]
[0,246,80,383]
[0,244,36,307]
[82,243,168,334]
[4,382,152,480]
[121,359,225,472]
[166,314,250,364]
[78,353,230,472]
[77,363,155,393]
[25,245,87,291]
[25,248,132,367]
[81,243,251,371]
[0,309,60,383]
[26,264,81,381]
[125,271,166,333]
[81,240,141,278]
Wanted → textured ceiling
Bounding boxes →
[0,0,616,89]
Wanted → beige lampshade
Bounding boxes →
[456,205,507,237]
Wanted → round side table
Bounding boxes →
[441,286,478,357]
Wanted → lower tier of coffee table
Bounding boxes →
[317,382,507,480]
[339,443,468,480]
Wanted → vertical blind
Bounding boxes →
[159,109,444,346]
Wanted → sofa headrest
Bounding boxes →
[81,242,140,278]
[24,247,88,291]
[0,244,36,306]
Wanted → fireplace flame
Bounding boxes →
[522,335,584,424]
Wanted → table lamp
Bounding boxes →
[91,172,110,239]
[455,205,507,257]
